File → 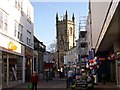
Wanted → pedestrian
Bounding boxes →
[66,69,74,88]
[102,73,106,85]
[76,70,81,80]
[90,74,95,85]
[30,71,39,90]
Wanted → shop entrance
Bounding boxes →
[0,51,3,89]
[117,57,120,85]
[2,53,8,87]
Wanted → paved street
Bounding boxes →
[2,78,120,90]
[95,82,120,90]
[2,78,69,90]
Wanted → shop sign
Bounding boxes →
[45,69,49,71]
[25,47,33,56]
[99,57,105,60]
[8,42,17,50]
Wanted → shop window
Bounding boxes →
[9,55,23,81]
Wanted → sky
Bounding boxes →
[30,1,89,50]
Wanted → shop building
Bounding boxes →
[89,0,120,86]
[34,36,46,79]
[44,51,54,72]
[0,0,34,89]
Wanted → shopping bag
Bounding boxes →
[28,83,33,90]
[87,83,93,87]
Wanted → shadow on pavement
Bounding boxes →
[2,88,71,90]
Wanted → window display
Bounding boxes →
[9,55,23,81]
[3,53,23,82]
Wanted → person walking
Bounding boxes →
[102,73,106,85]
[66,69,74,88]
[30,71,39,90]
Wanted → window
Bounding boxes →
[21,1,23,15]
[18,24,23,41]
[27,30,31,45]
[15,0,23,14]
[4,13,8,31]
[14,21,17,37]
[18,32,22,41]
[9,55,23,81]
[27,8,31,24]
[27,37,30,45]
[18,0,20,11]
[0,11,3,29]
[0,10,8,31]
[70,27,72,35]
[15,0,17,8]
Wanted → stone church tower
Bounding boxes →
[56,11,76,69]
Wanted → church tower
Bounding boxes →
[56,11,76,69]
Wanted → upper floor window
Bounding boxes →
[15,0,18,8]
[27,8,31,24]
[18,24,23,41]
[0,11,3,29]
[4,13,8,31]
[15,0,23,15]
[0,9,8,31]
[27,37,30,45]
[27,30,31,45]
[14,21,17,37]
[70,27,72,35]
[21,1,23,15]
[18,0,20,11]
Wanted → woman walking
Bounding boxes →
[31,71,39,90]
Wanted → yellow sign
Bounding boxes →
[8,42,17,50]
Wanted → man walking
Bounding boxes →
[66,69,74,88]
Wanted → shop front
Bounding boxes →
[116,52,120,86]
[107,51,116,83]
[25,46,33,82]
[0,38,23,89]
[2,52,23,88]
